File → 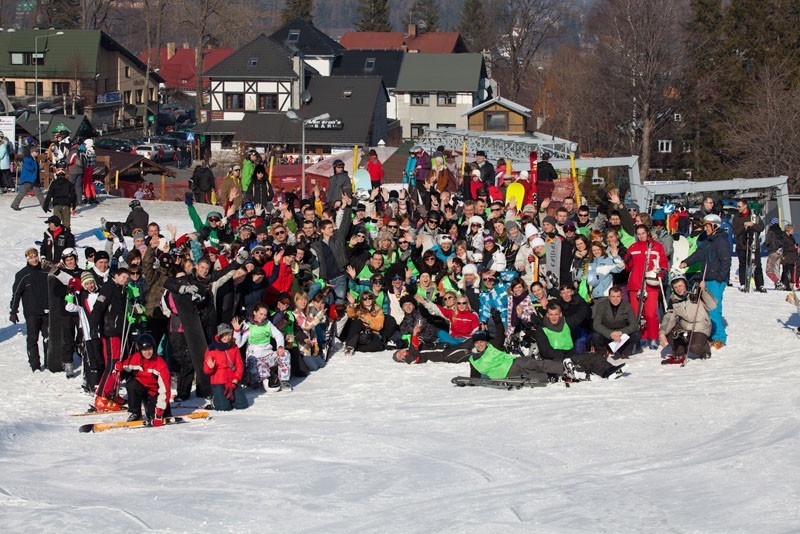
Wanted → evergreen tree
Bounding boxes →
[356,0,392,32]
[457,0,494,52]
[402,0,441,33]
[281,0,314,24]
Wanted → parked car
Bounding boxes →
[94,138,135,153]
[153,142,176,163]
[135,144,162,162]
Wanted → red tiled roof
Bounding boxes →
[339,32,464,53]
[138,47,234,91]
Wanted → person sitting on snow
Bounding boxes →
[658,274,716,363]
[118,334,172,424]
[203,323,248,410]
[234,302,290,391]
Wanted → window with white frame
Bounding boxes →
[437,92,457,106]
[674,113,682,122]
[410,92,429,106]
[364,58,375,72]
[658,140,673,153]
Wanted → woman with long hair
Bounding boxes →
[342,291,385,355]
[293,291,326,372]
[585,241,625,299]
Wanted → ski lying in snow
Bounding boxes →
[70,403,193,417]
[451,376,547,390]
[79,411,210,433]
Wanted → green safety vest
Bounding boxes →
[686,235,701,274]
[542,322,574,351]
[619,227,635,248]
[468,344,515,380]
[248,321,273,346]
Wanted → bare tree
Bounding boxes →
[590,0,687,179]
[80,0,115,29]
[493,0,566,101]
[723,67,800,192]
[173,0,254,121]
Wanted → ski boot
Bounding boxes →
[279,380,293,392]
[562,358,577,381]
[603,363,626,378]
[94,396,124,412]
[63,362,76,378]
[127,413,142,422]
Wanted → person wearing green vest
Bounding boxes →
[185,195,235,248]
[234,302,290,391]
[535,302,625,379]
[467,331,565,382]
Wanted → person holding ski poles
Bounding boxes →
[658,274,717,364]
[680,214,731,350]
[624,224,668,350]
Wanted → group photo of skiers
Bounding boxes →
[9,145,800,424]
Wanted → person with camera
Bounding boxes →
[659,274,716,363]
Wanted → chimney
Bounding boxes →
[182,42,190,49]
[167,42,176,61]
[407,24,417,39]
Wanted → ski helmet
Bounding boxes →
[243,202,255,211]
[138,333,156,351]
[670,273,688,286]
[61,247,78,260]
[332,159,344,168]
[702,214,722,228]
[129,199,141,209]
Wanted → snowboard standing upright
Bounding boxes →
[170,291,212,398]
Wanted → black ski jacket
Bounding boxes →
[44,175,77,210]
[90,280,128,338]
[11,263,49,316]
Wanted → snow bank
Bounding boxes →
[0,195,798,532]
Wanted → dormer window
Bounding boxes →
[248,57,258,68]
[364,58,375,72]
[288,30,300,42]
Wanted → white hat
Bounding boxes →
[468,215,484,227]
[530,237,545,248]
[518,170,529,180]
[525,224,540,240]
[470,169,481,178]
[463,264,478,276]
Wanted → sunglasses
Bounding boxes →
[274,230,285,235]
[482,278,495,283]
[398,241,408,245]
[457,301,469,305]
[253,251,265,255]
[425,256,435,261]
[362,296,374,301]
[130,271,141,276]
[388,225,398,229]
[578,213,590,217]
[444,295,455,300]
[208,217,221,222]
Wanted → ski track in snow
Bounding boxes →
[0,195,799,533]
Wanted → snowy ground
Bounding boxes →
[0,194,799,533]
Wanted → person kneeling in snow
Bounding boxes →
[203,323,248,410]
[118,334,171,424]
[234,303,291,391]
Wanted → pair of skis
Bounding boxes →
[78,411,210,433]
[451,376,547,390]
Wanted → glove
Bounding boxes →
[179,284,199,295]
[9,312,18,324]
[236,247,249,264]
[224,383,236,401]
[184,192,194,206]
[131,303,146,315]
[114,360,124,372]
[152,408,164,427]
[191,292,204,303]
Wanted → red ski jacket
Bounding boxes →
[203,336,243,387]
[121,352,171,410]
[624,239,668,292]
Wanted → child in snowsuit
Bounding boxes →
[119,334,171,424]
[203,323,248,410]
[234,302,290,391]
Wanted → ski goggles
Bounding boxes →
[25,248,38,258]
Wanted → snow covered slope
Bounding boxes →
[0,196,798,533]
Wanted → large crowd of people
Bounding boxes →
[9,144,800,426]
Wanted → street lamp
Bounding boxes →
[286,110,330,199]
[35,31,64,146]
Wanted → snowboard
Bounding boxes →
[505,182,525,210]
[353,168,372,191]
[451,376,548,390]
[544,238,562,289]
[79,411,210,433]
[671,234,691,274]
[170,291,212,398]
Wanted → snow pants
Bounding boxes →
[506,357,562,382]
[246,344,290,383]
[766,251,782,284]
[666,326,710,358]
[10,183,45,210]
[96,336,122,399]
[568,353,620,378]
[126,379,171,419]
[169,332,194,399]
[629,285,660,341]
[83,338,104,391]
[24,314,48,371]
[211,384,248,411]
[705,281,727,343]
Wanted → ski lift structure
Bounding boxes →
[414,128,793,225]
